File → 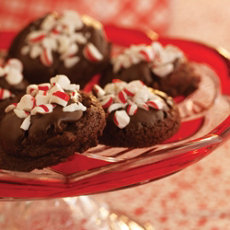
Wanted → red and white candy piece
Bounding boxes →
[14,109,29,118]
[38,83,51,91]
[113,110,130,129]
[124,80,144,96]
[63,102,86,112]
[31,104,54,115]
[108,103,124,113]
[146,99,164,110]
[49,83,64,94]
[127,104,138,116]
[20,116,31,131]
[118,90,127,104]
[27,84,38,96]
[83,43,103,62]
[124,88,135,97]
[101,96,113,109]
[52,27,61,35]
[70,91,80,102]
[50,75,70,90]
[35,94,49,105]
[139,47,154,62]
[93,84,105,97]
[17,95,36,111]
[50,91,70,106]
[28,31,46,43]
[0,88,12,100]
[40,48,53,66]
[5,103,17,113]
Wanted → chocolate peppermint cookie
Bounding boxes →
[0,75,106,171]
[93,80,180,147]
[100,42,200,97]
[8,10,111,87]
[0,59,27,118]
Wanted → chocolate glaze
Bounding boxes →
[8,14,111,87]
[100,60,201,97]
[0,105,83,157]
[0,92,106,171]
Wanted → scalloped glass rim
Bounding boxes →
[0,26,229,199]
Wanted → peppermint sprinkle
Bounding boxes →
[112,42,185,77]
[21,10,104,68]
[0,59,23,86]
[5,75,86,130]
[93,80,167,129]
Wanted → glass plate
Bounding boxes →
[0,26,229,199]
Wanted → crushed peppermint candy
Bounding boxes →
[0,59,23,86]
[0,58,24,100]
[93,80,167,129]
[21,10,103,68]
[112,42,185,78]
[5,75,86,131]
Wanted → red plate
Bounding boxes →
[0,26,229,199]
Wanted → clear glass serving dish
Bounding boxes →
[0,25,229,201]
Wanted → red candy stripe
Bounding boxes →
[139,49,152,62]
[127,104,138,116]
[124,88,135,97]
[38,86,50,91]
[41,49,52,66]
[29,34,46,43]
[52,91,70,102]
[0,88,11,99]
[32,97,36,108]
[29,88,36,94]
[118,90,127,104]
[52,28,60,34]
[112,79,122,83]
[146,101,160,110]
[113,113,119,127]
[102,97,113,109]
[0,89,4,99]
[39,105,49,112]
[84,44,102,62]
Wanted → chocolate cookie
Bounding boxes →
[93,80,180,147]
[8,10,111,87]
[0,75,106,171]
[100,42,200,97]
[0,59,27,118]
